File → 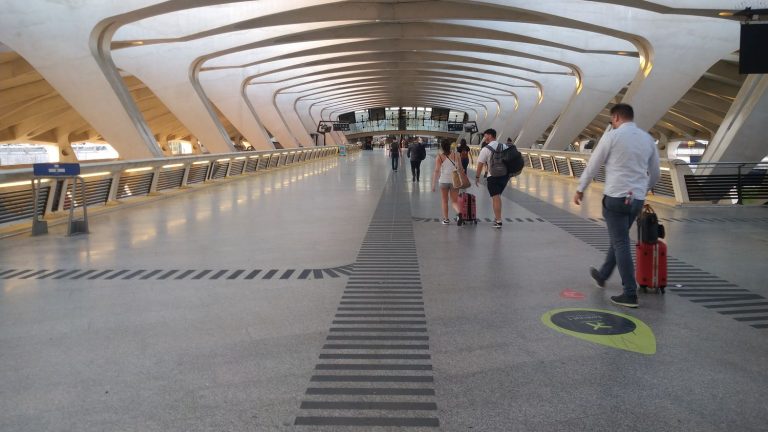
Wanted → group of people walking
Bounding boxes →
[383,103,661,309]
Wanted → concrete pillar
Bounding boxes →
[701,75,768,165]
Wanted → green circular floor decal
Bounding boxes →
[542,308,656,355]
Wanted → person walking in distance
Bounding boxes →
[432,138,463,225]
[474,129,509,229]
[573,103,660,308]
[407,138,426,182]
[390,139,402,171]
[456,138,472,175]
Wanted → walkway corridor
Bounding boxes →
[1,150,767,431]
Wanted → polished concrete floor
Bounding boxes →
[0,149,767,431]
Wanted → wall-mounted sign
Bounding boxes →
[541,308,656,355]
[33,163,80,177]
[333,122,350,131]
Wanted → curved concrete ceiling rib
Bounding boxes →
[0,0,167,159]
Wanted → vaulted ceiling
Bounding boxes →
[0,1,750,159]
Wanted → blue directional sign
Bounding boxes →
[33,163,81,177]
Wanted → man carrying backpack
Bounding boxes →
[475,128,509,229]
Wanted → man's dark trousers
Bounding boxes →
[597,196,644,297]
[410,160,422,181]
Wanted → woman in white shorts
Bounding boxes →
[431,139,464,224]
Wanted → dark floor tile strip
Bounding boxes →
[751,324,768,329]
[54,269,80,279]
[71,269,97,280]
[319,353,430,360]
[21,269,48,279]
[315,364,432,371]
[0,269,16,277]
[704,302,768,309]
[262,269,277,279]
[192,270,211,280]
[294,417,439,427]
[210,270,229,280]
[140,270,162,280]
[306,388,435,396]
[123,270,145,280]
[106,270,129,280]
[280,269,295,280]
[158,270,178,280]
[313,269,324,279]
[326,336,429,341]
[300,401,437,410]
[322,268,340,278]
[718,309,768,315]
[244,269,261,280]
[175,270,195,280]
[38,269,64,279]
[227,270,244,280]
[5,269,32,279]
[734,316,768,322]
[689,294,764,303]
[310,375,433,382]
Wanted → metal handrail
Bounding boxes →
[0,145,357,229]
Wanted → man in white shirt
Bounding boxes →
[573,104,660,308]
[475,128,509,229]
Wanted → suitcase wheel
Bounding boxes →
[640,286,648,293]
[660,286,666,294]
[457,220,463,226]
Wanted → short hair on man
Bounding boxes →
[610,103,634,120]
[483,128,497,138]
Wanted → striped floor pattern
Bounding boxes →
[295,177,439,427]
[0,265,354,281]
[507,188,768,331]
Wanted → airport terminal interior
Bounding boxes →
[1,1,767,431]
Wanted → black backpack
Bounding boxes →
[488,143,524,177]
[418,144,426,161]
[504,144,525,177]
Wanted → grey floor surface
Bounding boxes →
[0,149,766,431]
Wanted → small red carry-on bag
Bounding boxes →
[456,192,477,226]
[636,240,667,294]
[635,204,667,294]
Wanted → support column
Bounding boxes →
[701,75,768,167]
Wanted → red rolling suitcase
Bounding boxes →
[636,240,667,294]
[456,192,477,225]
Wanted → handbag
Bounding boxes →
[637,204,665,243]
[447,153,471,189]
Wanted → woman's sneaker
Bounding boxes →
[493,220,503,229]
[442,219,450,225]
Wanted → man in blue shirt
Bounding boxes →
[573,104,660,308]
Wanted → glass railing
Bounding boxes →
[346,119,460,134]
